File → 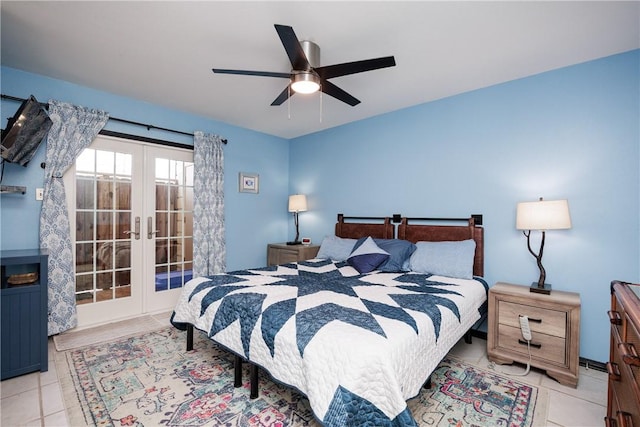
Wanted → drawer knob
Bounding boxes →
[606,362,621,381]
[618,342,640,367]
[608,310,623,325]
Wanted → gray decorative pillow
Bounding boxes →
[409,239,476,279]
[317,235,357,261]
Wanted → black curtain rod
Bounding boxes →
[1,93,227,144]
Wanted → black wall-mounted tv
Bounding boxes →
[1,95,53,167]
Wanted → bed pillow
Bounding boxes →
[353,237,416,272]
[317,235,357,261]
[347,237,390,274]
[409,239,476,279]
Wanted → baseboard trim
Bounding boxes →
[579,357,606,372]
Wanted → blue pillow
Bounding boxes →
[347,237,390,274]
[408,239,476,279]
[353,238,416,272]
[317,235,357,262]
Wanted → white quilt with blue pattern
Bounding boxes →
[172,258,488,426]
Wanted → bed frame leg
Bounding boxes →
[186,324,194,351]
[464,329,472,344]
[424,376,432,389]
[233,355,242,387]
[250,363,259,399]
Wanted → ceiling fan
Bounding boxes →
[212,24,396,107]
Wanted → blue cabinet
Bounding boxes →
[1,249,49,380]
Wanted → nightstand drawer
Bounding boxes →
[271,249,300,265]
[498,300,567,338]
[267,243,320,266]
[497,323,566,365]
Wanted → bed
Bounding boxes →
[171,214,487,426]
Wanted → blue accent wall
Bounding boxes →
[289,50,640,363]
[1,49,638,362]
[0,67,290,271]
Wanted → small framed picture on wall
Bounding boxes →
[239,172,259,193]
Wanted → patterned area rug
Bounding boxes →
[57,327,546,426]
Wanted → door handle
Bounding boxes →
[123,216,141,240]
[147,216,159,239]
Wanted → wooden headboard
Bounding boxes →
[397,217,484,277]
[335,214,394,239]
[333,213,484,277]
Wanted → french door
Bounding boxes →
[65,135,194,328]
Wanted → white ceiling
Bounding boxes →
[2,1,638,139]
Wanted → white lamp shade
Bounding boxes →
[516,199,571,230]
[288,194,308,212]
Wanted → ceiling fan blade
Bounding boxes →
[212,68,291,79]
[320,80,360,106]
[274,24,310,71]
[316,56,396,79]
[271,86,292,106]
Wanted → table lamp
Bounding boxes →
[516,197,571,294]
[287,194,307,245]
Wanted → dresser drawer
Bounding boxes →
[497,323,566,365]
[624,313,640,386]
[498,300,567,338]
[610,328,640,427]
[608,281,640,424]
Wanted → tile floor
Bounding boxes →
[0,335,608,426]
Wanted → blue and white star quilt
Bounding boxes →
[172,258,488,426]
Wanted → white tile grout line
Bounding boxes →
[38,374,44,427]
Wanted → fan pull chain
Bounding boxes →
[287,84,291,120]
[319,86,323,123]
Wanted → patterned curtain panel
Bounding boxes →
[192,131,226,277]
[40,100,109,336]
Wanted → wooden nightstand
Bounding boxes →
[487,282,581,387]
[267,243,320,266]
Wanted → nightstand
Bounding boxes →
[267,243,320,266]
[487,282,581,387]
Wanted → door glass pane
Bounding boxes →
[74,148,133,305]
[96,150,114,174]
[156,213,168,237]
[96,212,113,241]
[76,179,94,209]
[154,157,194,292]
[115,179,131,210]
[76,212,94,241]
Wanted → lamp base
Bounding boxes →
[286,241,302,245]
[530,282,552,294]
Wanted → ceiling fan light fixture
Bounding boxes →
[291,72,320,94]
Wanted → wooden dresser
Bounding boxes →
[267,243,319,266]
[487,282,581,387]
[606,280,640,427]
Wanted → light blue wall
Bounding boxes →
[2,50,638,363]
[289,50,640,363]
[0,67,290,270]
